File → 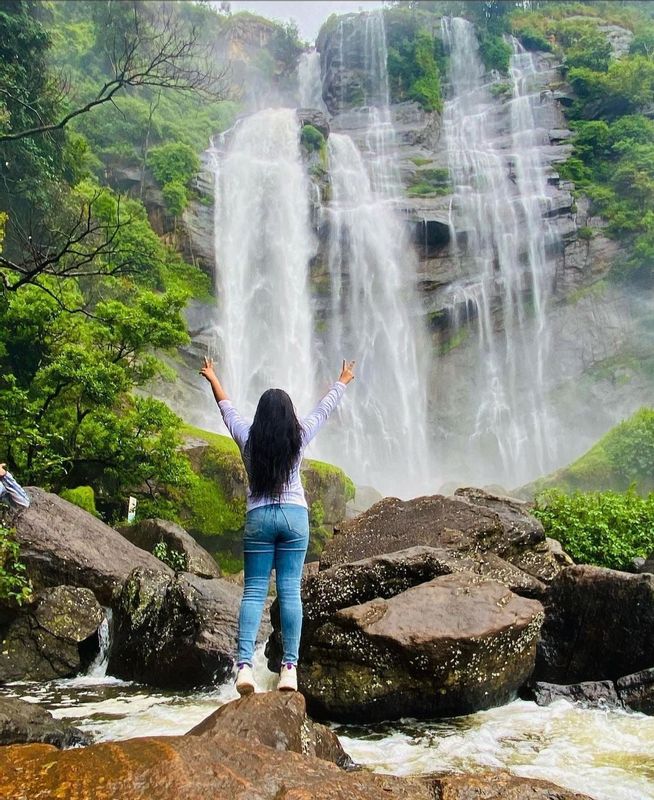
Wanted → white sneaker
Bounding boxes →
[235,663,255,696]
[277,663,298,692]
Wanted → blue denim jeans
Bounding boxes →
[237,503,309,667]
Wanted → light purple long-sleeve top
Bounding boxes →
[0,472,31,509]
[218,381,346,512]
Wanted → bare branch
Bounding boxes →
[0,1,230,143]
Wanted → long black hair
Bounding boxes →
[245,388,303,499]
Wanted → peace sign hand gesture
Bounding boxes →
[199,356,217,382]
[338,360,355,385]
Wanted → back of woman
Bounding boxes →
[200,358,355,693]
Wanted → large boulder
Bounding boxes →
[523,680,622,710]
[0,586,104,682]
[188,691,352,768]
[5,488,171,604]
[536,565,654,684]
[0,697,90,748]
[108,569,241,689]
[298,573,544,723]
[321,492,564,583]
[117,518,221,578]
[0,735,436,800]
[0,737,592,800]
[267,545,545,672]
[616,667,654,715]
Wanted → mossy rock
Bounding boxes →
[520,407,654,498]
[59,486,98,517]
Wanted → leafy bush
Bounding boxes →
[534,488,654,571]
[300,124,325,153]
[60,486,98,516]
[152,541,188,572]
[515,24,553,53]
[0,526,32,607]
[162,180,188,217]
[478,33,512,74]
[148,142,199,187]
[386,19,443,112]
[603,408,654,486]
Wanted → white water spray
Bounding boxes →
[298,51,326,111]
[439,17,559,486]
[317,11,432,496]
[212,108,316,419]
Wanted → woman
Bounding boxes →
[200,357,355,694]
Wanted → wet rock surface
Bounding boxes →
[0,586,104,682]
[298,573,544,723]
[108,568,241,689]
[267,544,545,673]
[430,770,593,800]
[0,693,594,800]
[0,696,90,748]
[6,488,171,604]
[616,667,654,715]
[321,492,563,582]
[189,691,352,768]
[524,680,622,710]
[117,518,222,579]
[535,565,654,684]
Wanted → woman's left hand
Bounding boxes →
[199,356,217,382]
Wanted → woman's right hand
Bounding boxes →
[338,360,355,385]
[199,356,217,382]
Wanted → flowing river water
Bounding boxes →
[3,649,654,800]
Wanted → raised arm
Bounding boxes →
[0,465,31,509]
[199,357,250,448]
[302,360,355,447]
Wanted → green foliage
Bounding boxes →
[478,32,512,74]
[216,552,244,574]
[386,16,443,112]
[0,525,32,607]
[148,143,199,217]
[565,30,612,72]
[162,180,188,217]
[407,167,451,197]
[300,124,325,153]
[152,540,188,572]
[534,488,654,571]
[60,485,97,516]
[603,408,654,485]
[148,143,199,187]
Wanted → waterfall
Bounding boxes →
[317,11,432,496]
[438,17,559,487]
[298,51,326,111]
[86,610,112,678]
[211,108,316,418]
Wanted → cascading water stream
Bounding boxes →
[211,108,316,419]
[439,17,559,487]
[298,51,326,111]
[318,133,431,494]
[86,610,112,678]
[316,11,432,495]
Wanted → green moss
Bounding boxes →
[300,124,326,153]
[525,407,654,497]
[410,157,432,166]
[60,485,98,516]
[304,458,355,502]
[177,424,246,539]
[439,327,469,355]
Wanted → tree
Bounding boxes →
[0,0,229,144]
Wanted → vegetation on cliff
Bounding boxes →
[530,407,654,570]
